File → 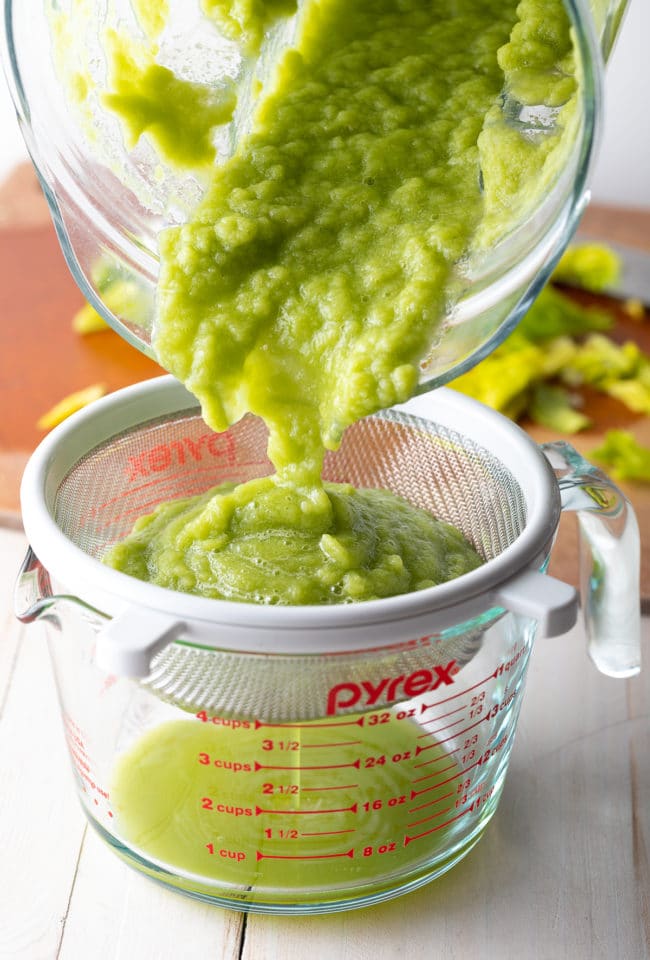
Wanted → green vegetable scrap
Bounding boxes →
[590,430,650,483]
[552,242,621,292]
[514,285,613,343]
[453,333,578,421]
[452,242,650,434]
[560,335,650,414]
[529,383,591,433]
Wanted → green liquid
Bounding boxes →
[109,711,463,899]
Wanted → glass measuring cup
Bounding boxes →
[15,380,640,913]
[0,0,625,389]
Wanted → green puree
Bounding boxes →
[109,712,460,899]
[202,0,298,53]
[101,0,574,900]
[105,480,482,604]
[104,0,576,603]
[157,0,522,478]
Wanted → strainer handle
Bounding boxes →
[542,441,641,678]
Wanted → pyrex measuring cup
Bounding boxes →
[15,380,640,913]
[0,0,623,389]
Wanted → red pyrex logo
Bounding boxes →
[326,660,457,716]
[126,433,237,481]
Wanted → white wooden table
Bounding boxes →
[1,525,648,960]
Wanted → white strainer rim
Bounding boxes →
[20,377,563,649]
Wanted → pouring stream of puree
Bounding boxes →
[103,0,577,604]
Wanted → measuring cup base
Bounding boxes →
[84,805,496,915]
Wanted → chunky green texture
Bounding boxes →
[155,0,575,482]
[511,285,613,344]
[104,480,482,604]
[104,0,580,603]
[475,0,577,245]
[201,0,297,53]
[451,266,650,432]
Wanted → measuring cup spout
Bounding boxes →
[542,441,641,678]
[14,547,56,623]
[15,546,109,631]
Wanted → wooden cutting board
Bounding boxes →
[1,164,649,603]
[0,165,163,527]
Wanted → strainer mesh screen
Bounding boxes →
[53,407,524,562]
[50,406,526,720]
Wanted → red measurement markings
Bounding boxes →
[257,850,354,861]
[418,715,468,739]
[255,803,358,816]
[408,791,455,816]
[124,433,237,480]
[407,804,454,829]
[409,735,508,809]
[413,747,461,771]
[412,761,458,784]
[299,829,356,837]
[404,807,473,845]
[63,714,87,751]
[410,761,477,801]
[67,742,91,775]
[416,715,485,754]
[418,647,526,717]
[90,456,272,527]
[301,784,359,792]
[420,675,492,714]
[301,740,362,749]
[76,766,110,799]
[254,760,361,772]
[419,704,467,727]
[101,461,273,528]
[78,476,179,527]
[255,718,364,730]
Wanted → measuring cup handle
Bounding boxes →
[541,441,641,678]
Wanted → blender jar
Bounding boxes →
[15,380,640,913]
[0,0,624,387]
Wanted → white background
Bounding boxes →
[0,0,648,207]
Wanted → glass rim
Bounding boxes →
[1,0,604,365]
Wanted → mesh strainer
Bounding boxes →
[17,377,640,721]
